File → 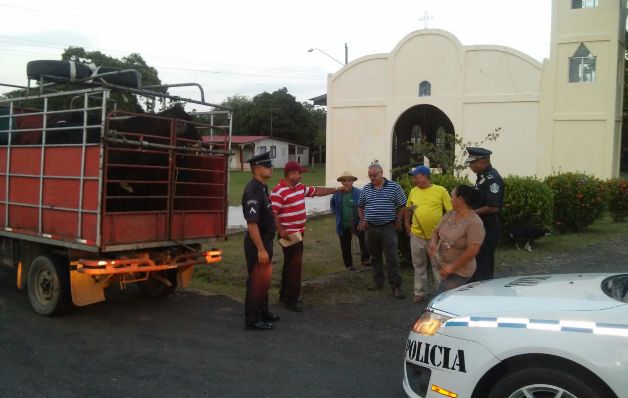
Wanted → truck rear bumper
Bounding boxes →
[71,250,222,275]
[69,249,222,306]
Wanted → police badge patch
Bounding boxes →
[490,183,500,193]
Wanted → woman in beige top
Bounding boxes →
[429,185,486,293]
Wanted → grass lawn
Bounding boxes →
[193,214,628,304]
[227,165,326,205]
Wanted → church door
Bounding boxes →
[392,104,454,175]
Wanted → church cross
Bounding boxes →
[419,11,434,29]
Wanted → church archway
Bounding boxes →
[392,104,455,174]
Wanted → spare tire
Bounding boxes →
[27,60,92,83]
[92,66,141,89]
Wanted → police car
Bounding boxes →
[403,273,628,398]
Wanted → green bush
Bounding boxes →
[501,176,554,233]
[605,178,628,222]
[544,173,608,232]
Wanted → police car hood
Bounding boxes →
[430,273,624,316]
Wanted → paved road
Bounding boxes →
[0,265,414,398]
[2,232,626,397]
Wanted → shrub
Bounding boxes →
[544,173,608,232]
[605,178,628,222]
[501,176,554,233]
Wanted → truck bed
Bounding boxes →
[0,91,228,252]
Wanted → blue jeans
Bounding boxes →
[436,273,470,294]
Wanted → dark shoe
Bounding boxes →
[368,284,384,291]
[361,260,370,266]
[263,313,280,322]
[392,287,405,299]
[285,301,303,312]
[346,266,357,272]
[245,321,274,331]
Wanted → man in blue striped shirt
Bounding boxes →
[357,162,407,299]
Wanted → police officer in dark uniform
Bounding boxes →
[466,147,504,282]
[242,152,279,330]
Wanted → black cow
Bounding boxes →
[105,105,205,212]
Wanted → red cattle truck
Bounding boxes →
[0,62,231,315]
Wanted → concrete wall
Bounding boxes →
[537,0,625,178]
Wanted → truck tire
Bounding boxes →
[93,66,141,88]
[27,60,92,83]
[487,367,605,398]
[27,255,70,316]
[138,271,176,298]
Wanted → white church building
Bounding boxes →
[324,0,625,185]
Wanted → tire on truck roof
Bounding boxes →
[26,60,92,83]
[92,66,141,88]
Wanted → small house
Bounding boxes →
[204,135,310,170]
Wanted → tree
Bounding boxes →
[1,47,165,113]
[407,128,502,177]
[61,46,164,112]
[218,88,326,150]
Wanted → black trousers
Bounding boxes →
[339,226,369,268]
[470,224,499,282]
[279,240,304,304]
[365,223,402,288]
[244,234,274,326]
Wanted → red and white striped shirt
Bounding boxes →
[271,180,317,234]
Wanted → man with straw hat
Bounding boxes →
[330,171,370,271]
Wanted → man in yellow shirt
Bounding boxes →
[404,165,452,303]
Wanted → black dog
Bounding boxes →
[508,225,552,252]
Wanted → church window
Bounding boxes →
[258,145,266,154]
[435,126,446,149]
[569,43,596,83]
[571,0,598,8]
[418,81,431,97]
[410,125,422,145]
[409,125,422,157]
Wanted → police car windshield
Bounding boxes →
[602,274,628,303]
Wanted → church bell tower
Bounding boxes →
[538,0,625,178]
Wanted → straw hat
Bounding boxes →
[336,171,358,182]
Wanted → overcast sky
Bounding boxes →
[0,0,552,105]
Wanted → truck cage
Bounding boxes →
[0,75,233,253]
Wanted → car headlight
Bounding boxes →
[412,310,452,336]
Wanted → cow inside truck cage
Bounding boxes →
[0,61,232,315]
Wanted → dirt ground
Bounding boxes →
[1,232,626,397]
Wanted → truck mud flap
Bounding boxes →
[70,269,106,307]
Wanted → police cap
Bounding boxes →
[248,151,273,168]
[465,147,492,163]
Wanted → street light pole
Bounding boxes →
[308,46,346,66]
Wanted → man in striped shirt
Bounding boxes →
[357,162,407,299]
[271,161,346,312]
